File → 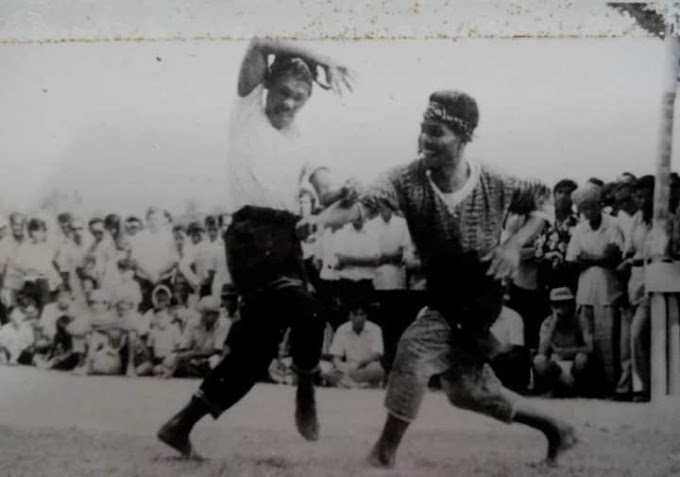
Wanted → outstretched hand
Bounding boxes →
[482,241,521,281]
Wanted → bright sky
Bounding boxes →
[1,37,678,217]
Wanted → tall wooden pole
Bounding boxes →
[650,1,680,401]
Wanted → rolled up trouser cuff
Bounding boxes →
[291,363,321,376]
[194,390,226,419]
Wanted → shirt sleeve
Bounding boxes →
[329,327,345,358]
[565,226,581,262]
[370,324,384,356]
[359,166,406,218]
[212,319,231,351]
[507,312,525,347]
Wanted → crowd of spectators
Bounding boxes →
[1,171,679,400]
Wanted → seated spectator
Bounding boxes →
[166,296,231,377]
[533,287,594,397]
[134,299,184,378]
[0,298,37,365]
[76,293,136,376]
[138,285,173,340]
[269,321,334,386]
[220,283,240,323]
[68,289,110,373]
[170,277,199,331]
[323,297,384,389]
[35,287,74,350]
[489,304,530,394]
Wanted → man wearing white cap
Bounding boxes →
[533,287,594,396]
[167,296,231,378]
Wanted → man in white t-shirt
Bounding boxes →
[324,298,385,389]
[159,38,356,459]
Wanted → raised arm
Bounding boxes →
[237,38,356,98]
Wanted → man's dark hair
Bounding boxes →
[553,179,578,194]
[88,217,104,228]
[57,212,73,224]
[587,177,605,187]
[104,213,121,231]
[172,224,185,234]
[205,215,218,229]
[27,218,45,232]
[265,55,315,92]
[633,175,655,193]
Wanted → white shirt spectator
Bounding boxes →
[181,240,218,286]
[367,215,412,290]
[0,320,34,360]
[333,224,381,282]
[227,84,328,213]
[182,316,232,353]
[330,321,384,364]
[317,228,341,281]
[14,241,60,290]
[130,229,178,283]
[490,306,525,349]
[616,209,636,252]
[566,213,624,306]
[148,316,183,359]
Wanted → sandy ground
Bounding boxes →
[1,366,680,477]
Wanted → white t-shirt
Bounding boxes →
[367,216,412,290]
[330,321,384,364]
[332,224,381,282]
[490,306,525,348]
[130,229,177,281]
[227,84,328,213]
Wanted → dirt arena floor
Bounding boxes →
[1,366,680,477]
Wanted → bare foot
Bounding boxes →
[367,442,396,468]
[295,380,319,441]
[545,422,578,466]
[157,420,204,462]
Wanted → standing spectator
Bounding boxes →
[211,215,232,299]
[489,304,530,394]
[87,218,113,285]
[56,218,90,302]
[172,225,187,259]
[0,215,10,324]
[130,208,179,311]
[333,216,380,307]
[533,287,594,397]
[505,213,547,349]
[314,224,343,327]
[367,209,414,379]
[14,218,60,309]
[167,296,231,377]
[613,182,638,247]
[619,176,672,402]
[324,297,384,388]
[566,183,624,394]
[180,222,216,298]
[1,213,27,314]
[104,214,123,244]
[124,216,144,239]
[535,179,579,292]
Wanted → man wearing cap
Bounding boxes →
[158,38,356,459]
[304,90,576,467]
[167,296,231,378]
[534,287,594,396]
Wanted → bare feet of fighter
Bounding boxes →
[157,398,209,461]
[545,421,579,467]
[295,376,319,441]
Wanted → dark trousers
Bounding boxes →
[507,284,548,350]
[196,206,324,419]
[198,282,324,417]
[489,345,531,394]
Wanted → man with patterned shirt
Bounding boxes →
[303,90,576,468]
[534,179,580,292]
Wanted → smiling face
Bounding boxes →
[418,120,464,170]
[264,75,312,131]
